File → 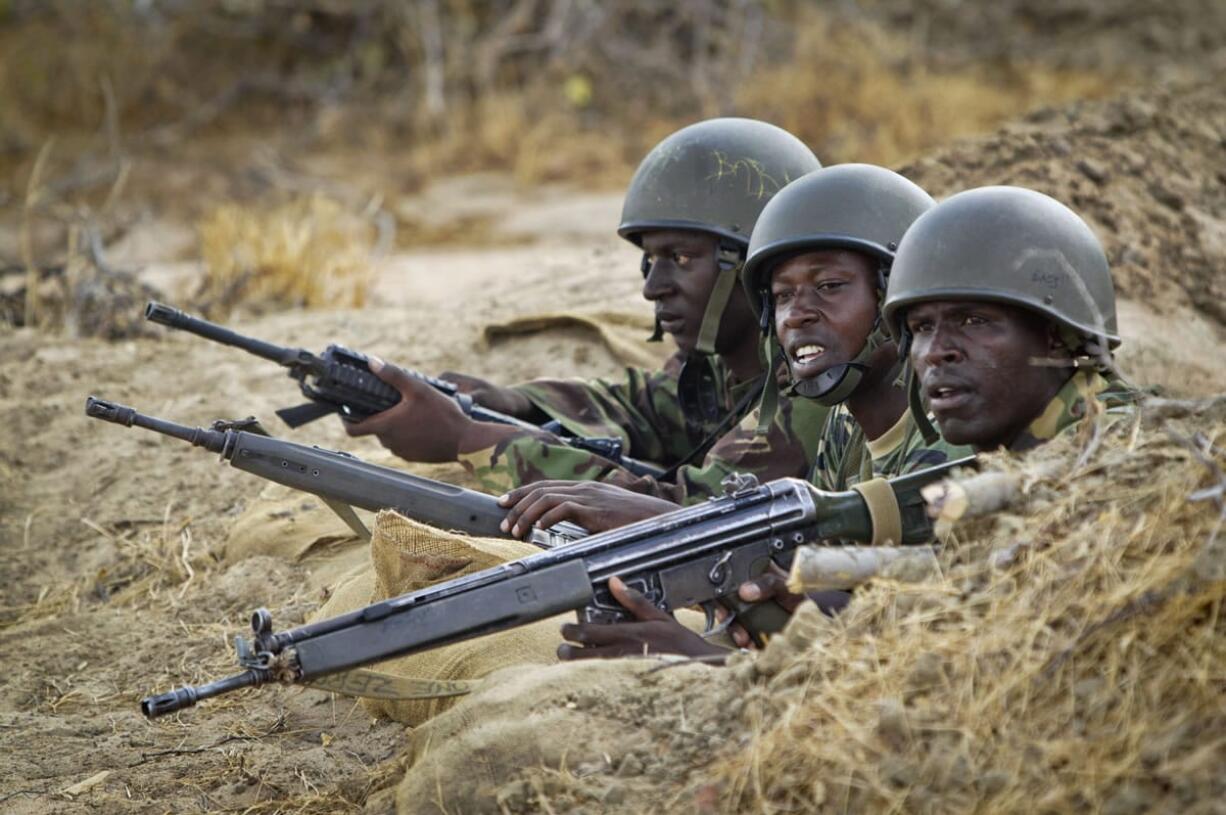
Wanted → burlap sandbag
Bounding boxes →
[310,509,566,726]
[482,310,670,370]
[311,508,723,728]
[223,458,485,593]
[395,659,725,815]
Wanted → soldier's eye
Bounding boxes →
[674,253,693,266]
[772,289,793,304]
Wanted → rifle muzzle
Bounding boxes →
[140,668,267,718]
[141,686,200,718]
[144,301,182,327]
[85,396,136,426]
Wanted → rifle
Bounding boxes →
[138,456,973,718]
[143,302,665,478]
[84,397,584,549]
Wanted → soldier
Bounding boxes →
[346,119,826,516]
[500,165,967,538]
[556,185,1141,661]
[881,185,1137,452]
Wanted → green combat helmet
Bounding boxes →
[881,185,1120,440]
[740,164,935,425]
[619,118,821,423]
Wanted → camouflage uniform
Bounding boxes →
[460,354,827,503]
[1008,369,1137,452]
[809,400,972,491]
[506,352,731,469]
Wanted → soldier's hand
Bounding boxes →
[344,357,477,462]
[725,563,804,649]
[558,577,728,661]
[439,371,539,419]
[498,481,678,537]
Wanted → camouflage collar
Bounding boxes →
[1011,369,1136,452]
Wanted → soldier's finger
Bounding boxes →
[532,501,590,533]
[738,572,787,603]
[499,480,575,507]
[507,492,569,537]
[608,576,669,621]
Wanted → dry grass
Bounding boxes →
[194,194,376,318]
[709,401,1226,813]
[737,10,1119,167]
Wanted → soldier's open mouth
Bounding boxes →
[927,383,974,413]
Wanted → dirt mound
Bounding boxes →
[902,80,1226,329]
[856,0,1226,72]
[392,397,1226,813]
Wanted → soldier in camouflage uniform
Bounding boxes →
[499,164,964,539]
[882,185,1138,453]
[739,163,972,494]
[344,119,827,531]
[555,186,1141,662]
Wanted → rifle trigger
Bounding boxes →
[321,497,371,543]
[699,600,735,640]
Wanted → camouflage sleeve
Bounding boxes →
[808,406,866,491]
[882,419,973,477]
[458,394,827,504]
[509,353,697,465]
[653,395,829,503]
[458,432,629,497]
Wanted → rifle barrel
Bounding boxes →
[85,397,228,452]
[145,301,299,365]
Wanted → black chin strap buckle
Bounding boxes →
[759,291,773,335]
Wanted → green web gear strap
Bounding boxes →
[755,335,782,436]
[905,364,941,445]
[694,247,744,356]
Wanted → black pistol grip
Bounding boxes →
[722,595,793,648]
[140,686,199,718]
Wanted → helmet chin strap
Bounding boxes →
[678,243,746,428]
[894,325,941,444]
[642,252,665,342]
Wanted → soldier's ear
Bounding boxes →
[1046,322,1074,358]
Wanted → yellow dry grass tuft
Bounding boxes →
[738,10,1119,167]
[713,401,1226,813]
[194,194,376,318]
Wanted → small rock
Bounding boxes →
[616,754,644,777]
[1077,159,1109,185]
[602,785,627,806]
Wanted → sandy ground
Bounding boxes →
[3,73,1226,815]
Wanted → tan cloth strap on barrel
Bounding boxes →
[851,477,903,546]
[306,669,477,700]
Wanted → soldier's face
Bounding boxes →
[640,229,726,354]
[770,249,879,383]
[905,300,1069,451]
